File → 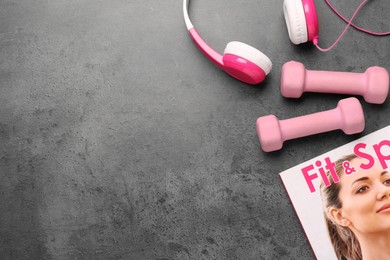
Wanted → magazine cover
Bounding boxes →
[280,125,390,260]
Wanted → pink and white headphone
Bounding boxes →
[283,0,319,45]
[183,0,272,85]
[283,0,389,50]
[183,0,389,84]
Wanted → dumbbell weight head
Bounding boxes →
[280,61,306,98]
[364,66,389,104]
[337,97,365,134]
[256,115,283,152]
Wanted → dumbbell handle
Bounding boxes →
[304,70,366,95]
[280,108,341,141]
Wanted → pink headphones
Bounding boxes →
[183,0,272,85]
[184,0,388,84]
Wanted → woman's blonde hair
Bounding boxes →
[320,154,362,260]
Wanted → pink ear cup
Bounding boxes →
[302,0,319,42]
[281,61,390,104]
[256,97,365,152]
[222,54,267,85]
[223,41,272,85]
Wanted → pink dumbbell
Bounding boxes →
[281,61,389,104]
[256,97,365,152]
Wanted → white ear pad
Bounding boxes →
[283,0,308,44]
[224,41,272,75]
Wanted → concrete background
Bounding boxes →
[0,0,389,259]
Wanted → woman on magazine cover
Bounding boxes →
[320,154,390,260]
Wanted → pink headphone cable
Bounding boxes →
[324,0,390,36]
[314,0,389,52]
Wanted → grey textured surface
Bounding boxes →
[0,0,389,259]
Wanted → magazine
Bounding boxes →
[279,125,390,260]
